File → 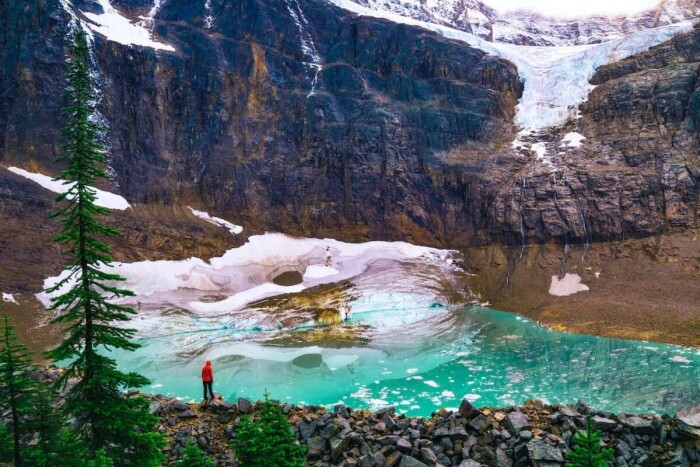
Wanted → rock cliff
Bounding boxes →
[0,0,698,250]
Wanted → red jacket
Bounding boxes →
[201,361,213,382]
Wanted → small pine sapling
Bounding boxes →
[566,415,615,467]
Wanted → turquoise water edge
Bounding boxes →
[111,305,700,417]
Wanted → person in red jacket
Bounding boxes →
[201,360,214,401]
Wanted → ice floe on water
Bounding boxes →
[7,167,131,210]
[549,273,589,296]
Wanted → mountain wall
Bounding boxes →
[0,0,698,249]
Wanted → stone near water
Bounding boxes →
[622,416,655,435]
[592,415,617,431]
[469,414,492,434]
[506,412,531,435]
[237,397,252,414]
[676,405,700,440]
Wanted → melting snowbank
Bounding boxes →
[7,167,131,210]
[549,273,589,296]
[38,233,457,318]
[83,0,175,51]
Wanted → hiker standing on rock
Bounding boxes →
[202,360,214,401]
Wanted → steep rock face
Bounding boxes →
[0,0,698,250]
[1,0,523,246]
[579,24,700,233]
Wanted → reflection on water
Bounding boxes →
[109,304,700,417]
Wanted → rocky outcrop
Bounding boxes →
[134,389,700,466]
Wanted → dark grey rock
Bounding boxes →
[506,412,531,435]
[526,439,564,463]
[469,414,492,434]
[237,398,253,414]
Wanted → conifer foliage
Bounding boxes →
[230,390,306,467]
[566,415,615,467]
[45,24,164,465]
[174,440,213,467]
[0,315,35,466]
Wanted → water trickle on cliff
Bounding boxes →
[285,0,323,98]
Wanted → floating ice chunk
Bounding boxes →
[84,0,175,51]
[549,273,589,296]
[7,167,131,210]
[188,207,243,235]
[561,132,586,148]
[424,380,439,388]
[407,368,418,374]
[441,390,455,398]
[669,356,691,363]
[303,265,339,280]
[2,293,17,304]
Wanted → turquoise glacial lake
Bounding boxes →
[112,305,700,417]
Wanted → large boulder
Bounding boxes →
[676,405,700,440]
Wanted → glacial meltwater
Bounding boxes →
[110,303,700,417]
[40,234,698,416]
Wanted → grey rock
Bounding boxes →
[526,439,564,463]
[399,455,430,467]
[592,415,617,431]
[307,436,327,461]
[506,412,531,435]
[421,447,438,464]
[237,398,253,414]
[459,461,481,467]
[622,416,655,435]
[469,414,492,434]
[459,399,478,419]
[676,405,700,440]
[171,401,189,411]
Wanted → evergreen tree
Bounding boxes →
[230,390,306,467]
[22,383,86,466]
[566,415,615,467]
[174,440,213,467]
[45,23,164,465]
[0,315,36,466]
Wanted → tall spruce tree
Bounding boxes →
[45,24,164,465]
[0,315,35,467]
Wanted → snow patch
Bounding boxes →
[188,207,243,235]
[84,0,175,51]
[204,0,214,28]
[7,167,131,210]
[549,273,589,297]
[2,293,17,304]
[561,132,586,148]
[137,0,166,29]
[38,233,455,317]
[303,265,340,280]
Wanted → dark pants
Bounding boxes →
[203,381,214,399]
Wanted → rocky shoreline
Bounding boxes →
[141,391,700,466]
[20,367,700,466]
